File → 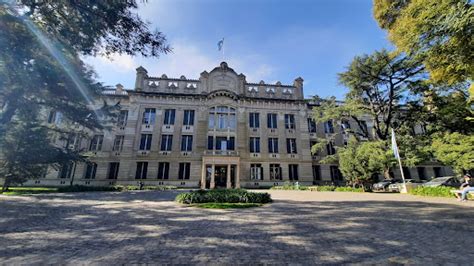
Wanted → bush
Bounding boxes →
[271,185,363,192]
[270,182,308,190]
[116,185,177,191]
[175,189,272,204]
[58,185,121,193]
[334,186,364,192]
[409,186,459,198]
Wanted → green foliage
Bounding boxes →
[373,0,473,85]
[270,182,309,190]
[175,189,272,204]
[271,185,364,192]
[432,133,474,174]
[2,185,177,195]
[2,187,59,195]
[57,185,120,193]
[194,203,262,209]
[409,186,461,198]
[334,187,365,192]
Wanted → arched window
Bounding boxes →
[208,106,236,130]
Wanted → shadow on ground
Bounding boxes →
[0,191,471,264]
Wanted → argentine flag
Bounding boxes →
[391,128,400,160]
[217,38,224,51]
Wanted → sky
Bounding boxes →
[85,0,393,99]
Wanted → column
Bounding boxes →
[210,164,215,189]
[201,163,206,189]
[236,163,240,188]
[226,164,231,189]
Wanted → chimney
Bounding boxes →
[135,66,148,91]
[115,83,124,94]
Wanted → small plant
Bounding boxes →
[409,186,467,198]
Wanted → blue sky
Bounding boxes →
[85,0,393,99]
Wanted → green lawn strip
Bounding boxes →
[2,187,59,195]
[192,202,263,209]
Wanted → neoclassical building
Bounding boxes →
[35,62,453,188]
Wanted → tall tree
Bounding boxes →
[0,1,170,187]
[373,0,473,85]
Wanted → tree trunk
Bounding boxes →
[383,168,391,180]
[2,176,10,193]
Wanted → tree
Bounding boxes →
[373,0,473,85]
[337,137,392,189]
[0,1,170,187]
[432,133,474,174]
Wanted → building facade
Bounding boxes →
[34,62,453,188]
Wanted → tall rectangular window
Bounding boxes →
[59,162,74,179]
[330,166,343,182]
[284,114,295,129]
[268,138,279,153]
[207,136,214,150]
[181,135,193,151]
[135,162,148,179]
[308,118,317,133]
[324,120,334,134]
[139,134,153,151]
[117,110,128,127]
[312,165,321,182]
[249,137,261,153]
[89,135,104,151]
[160,135,173,151]
[142,108,156,125]
[249,112,260,128]
[47,110,63,125]
[326,141,336,155]
[113,135,125,151]
[267,113,278,129]
[164,109,176,125]
[84,162,97,179]
[341,119,351,131]
[286,138,297,154]
[250,164,263,180]
[214,136,234,151]
[178,163,191,180]
[108,162,120,179]
[183,110,195,126]
[289,164,299,181]
[157,162,170,179]
[270,164,282,180]
[417,167,427,180]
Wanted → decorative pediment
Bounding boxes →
[207,89,239,101]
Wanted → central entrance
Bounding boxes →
[214,166,228,188]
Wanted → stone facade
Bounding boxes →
[32,62,453,188]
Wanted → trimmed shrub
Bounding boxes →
[334,186,364,192]
[271,185,363,192]
[175,189,272,204]
[409,186,461,198]
[58,185,121,193]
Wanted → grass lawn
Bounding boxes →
[193,202,263,209]
[2,187,59,195]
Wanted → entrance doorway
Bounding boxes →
[214,166,227,188]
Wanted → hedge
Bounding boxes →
[175,189,272,204]
[57,185,177,193]
[409,186,462,198]
[271,185,363,192]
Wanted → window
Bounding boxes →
[341,119,351,131]
[270,164,282,180]
[178,163,191,180]
[284,114,295,129]
[59,162,74,179]
[249,112,260,128]
[326,141,336,155]
[157,162,170,179]
[113,135,124,151]
[307,118,317,133]
[84,162,97,179]
[268,138,279,153]
[324,120,334,134]
[68,134,81,150]
[183,110,195,126]
[360,121,368,135]
[89,135,104,151]
[417,167,427,180]
[433,167,443,178]
[286,138,297,154]
[250,164,263,180]
[160,135,173,151]
[209,136,235,151]
[402,167,412,179]
[312,165,321,182]
[47,110,63,125]
[142,108,156,125]
[117,110,128,127]
[267,113,278,129]
[208,106,236,130]
[289,164,299,181]
[108,162,120,179]
[135,162,148,179]
[249,137,261,153]
[181,135,193,151]
[164,109,176,125]
[330,166,343,182]
[139,134,153,151]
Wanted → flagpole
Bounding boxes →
[392,128,407,193]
